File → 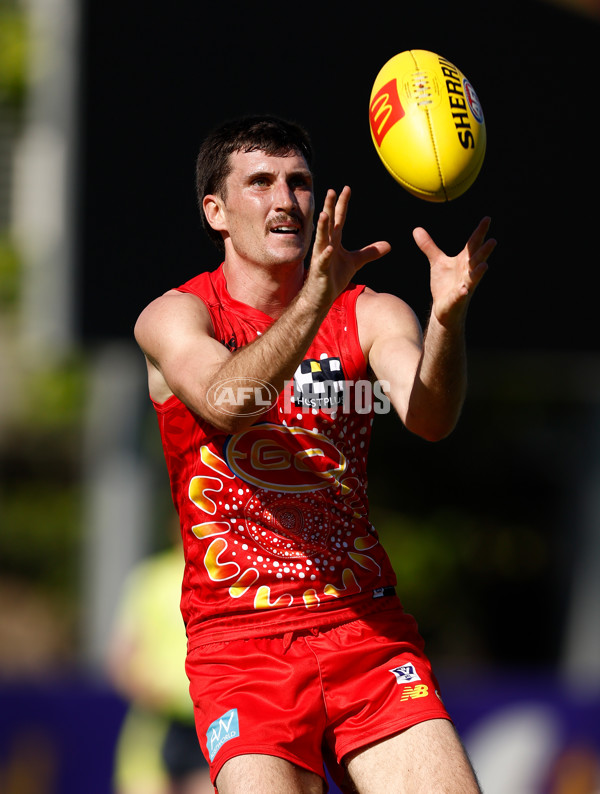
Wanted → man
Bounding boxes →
[135,115,496,794]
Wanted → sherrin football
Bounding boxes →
[369,50,486,201]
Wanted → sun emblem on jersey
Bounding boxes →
[244,488,332,558]
[188,427,381,610]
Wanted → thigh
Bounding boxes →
[216,754,324,794]
[313,609,450,766]
[186,637,327,786]
[345,718,481,794]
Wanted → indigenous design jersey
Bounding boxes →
[153,265,399,648]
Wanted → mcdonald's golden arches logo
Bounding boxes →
[369,78,405,147]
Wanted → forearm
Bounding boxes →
[194,287,329,431]
[404,312,468,441]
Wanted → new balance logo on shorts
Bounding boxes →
[400,685,429,701]
[207,708,239,761]
[389,663,421,684]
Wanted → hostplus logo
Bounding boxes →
[293,356,346,410]
[206,708,240,761]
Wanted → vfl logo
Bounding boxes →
[369,79,405,147]
[293,357,346,409]
[400,685,429,702]
[390,663,421,684]
[207,708,240,761]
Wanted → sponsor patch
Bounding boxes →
[390,662,422,684]
[463,78,484,123]
[206,708,239,761]
[369,78,405,147]
[293,356,346,410]
[400,684,429,701]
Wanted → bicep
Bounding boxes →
[135,291,232,409]
[358,291,424,423]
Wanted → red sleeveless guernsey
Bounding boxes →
[153,265,399,649]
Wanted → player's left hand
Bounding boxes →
[413,217,496,328]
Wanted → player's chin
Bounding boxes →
[268,233,310,261]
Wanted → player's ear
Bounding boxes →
[203,194,227,232]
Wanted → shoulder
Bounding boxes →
[356,286,417,316]
[135,288,214,351]
[134,287,229,405]
[356,287,422,356]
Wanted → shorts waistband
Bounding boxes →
[281,587,398,651]
[187,587,400,651]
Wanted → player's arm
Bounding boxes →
[409,217,496,436]
[360,290,471,442]
[358,290,432,433]
[134,286,326,433]
[361,217,496,441]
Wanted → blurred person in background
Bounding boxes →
[106,515,213,794]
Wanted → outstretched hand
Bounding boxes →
[307,186,391,304]
[413,217,496,328]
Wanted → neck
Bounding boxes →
[222,259,305,318]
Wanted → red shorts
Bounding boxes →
[186,607,451,792]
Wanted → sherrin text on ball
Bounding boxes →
[369,49,486,201]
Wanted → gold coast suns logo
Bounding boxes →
[223,423,347,493]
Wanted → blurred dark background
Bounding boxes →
[79,0,599,352]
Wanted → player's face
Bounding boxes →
[217,149,315,268]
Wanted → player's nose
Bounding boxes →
[273,179,297,212]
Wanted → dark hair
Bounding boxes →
[196,115,314,252]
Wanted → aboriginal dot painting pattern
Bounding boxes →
[185,406,386,612]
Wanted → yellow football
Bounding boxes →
[369,49,486,201]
